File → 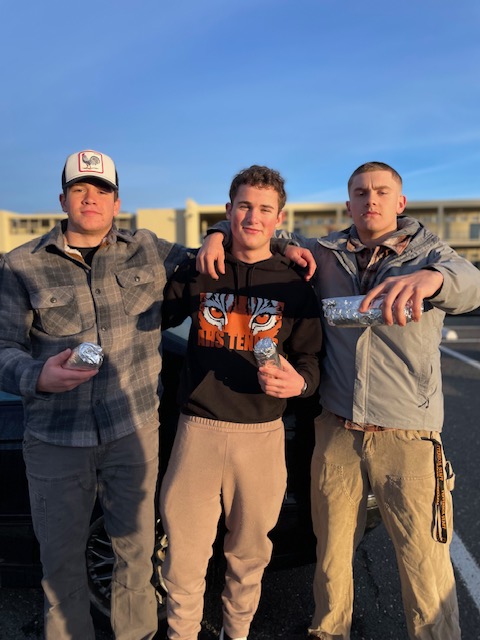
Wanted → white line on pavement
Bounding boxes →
[440,342,480,612]
[440,345,480,371]
[451,533,480,614]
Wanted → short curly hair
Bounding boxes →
[229,165,287,210]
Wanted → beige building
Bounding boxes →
[2,200,480,268]
[137,198,480,268]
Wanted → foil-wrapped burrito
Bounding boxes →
[322,295,422,328]
[64,342,104,370]
[253,337,281,368]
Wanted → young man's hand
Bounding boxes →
[284,246,316,281]
[258,355,306,398]
[359,269,444,326]
[36,349,98,393]
[196,233,225,280]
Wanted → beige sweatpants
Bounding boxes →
[309,409,460,640]
[160,413,287,640]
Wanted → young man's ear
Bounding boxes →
[346,201,352,218]
[59,193,67,212]
[276,210,285,227]
[396,195,407,215]
[225,202,232,220]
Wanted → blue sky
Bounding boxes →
[2,0,480,213]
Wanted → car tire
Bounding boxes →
[86,516,168,621]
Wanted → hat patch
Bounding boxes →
[79,152,104,174]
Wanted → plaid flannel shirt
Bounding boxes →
[346,230,410,294]
[0,221,190,446]
[342,229,411,431]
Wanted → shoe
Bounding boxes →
[219,628,247,640]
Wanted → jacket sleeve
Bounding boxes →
[274,230,321,254]
[206,219,230,242]
[162,260,195,330]
[424,243,480,314]
[283,284,322,397]
[0,257,45,398]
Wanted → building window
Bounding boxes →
[470,224,480,240]
[10,219,48,234]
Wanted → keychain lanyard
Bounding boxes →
[421,437,448,544]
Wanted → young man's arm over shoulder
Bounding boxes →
[197,222,317,280]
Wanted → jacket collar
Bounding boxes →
[318,215,423,252]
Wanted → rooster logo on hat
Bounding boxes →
[81,153,101,169]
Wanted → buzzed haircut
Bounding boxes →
[229,165,287,211]
[348,162,403,193]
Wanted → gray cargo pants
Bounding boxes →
[23,424,159,640]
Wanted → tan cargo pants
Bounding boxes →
[308,409,460,640]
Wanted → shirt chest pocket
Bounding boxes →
[30,286,91,336]
[116,267,161,317]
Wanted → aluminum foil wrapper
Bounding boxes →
[322,295,422,328]
[253,337,281,368]
[64,342,104,370]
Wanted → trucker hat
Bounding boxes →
[62,150,119,190]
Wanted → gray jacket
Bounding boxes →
[293,216,480,431]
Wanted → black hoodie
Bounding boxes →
[162,252,322,423]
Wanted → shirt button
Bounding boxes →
[101,326,107,332]
[134,276,140,282]
[95,288,101,294]
[50,297,57,303]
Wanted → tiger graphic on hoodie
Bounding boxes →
[197,292,283,351]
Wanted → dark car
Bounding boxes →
[0,324,381,620]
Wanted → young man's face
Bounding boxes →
[346,170,407,246]
[59,179,120,246]
[226,184,284,262]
